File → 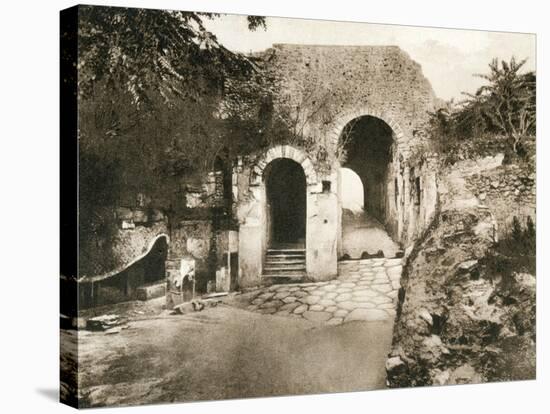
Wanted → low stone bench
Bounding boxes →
[136,281,166,301]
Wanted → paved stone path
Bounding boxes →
[244,257,403,325]
[341,211,401,258]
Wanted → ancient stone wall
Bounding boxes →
[256,44,440,247]
[233,45,441,286]
[465,163,536,237]
[259,44,438,150]
[388,154,536,387]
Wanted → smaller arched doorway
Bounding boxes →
[264,158,307,248]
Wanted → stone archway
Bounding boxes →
[334,111,405,258]
[250,145,318,187]
[238,145,334,286]
[329,106,407,149]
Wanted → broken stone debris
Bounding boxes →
[172,298,223,315]
[86,314,128,332]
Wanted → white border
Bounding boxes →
[0,0,547,413]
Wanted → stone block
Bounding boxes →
[132,209,148,223]
[121,219,135,230]
[116,207,133,220]
[136,281,166,301]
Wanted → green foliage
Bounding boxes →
[428,58,535,163]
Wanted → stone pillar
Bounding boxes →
[306,182,338,281]
[237,185,265,287]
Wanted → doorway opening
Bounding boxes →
[339,115,399,258]
[265,158,306,249]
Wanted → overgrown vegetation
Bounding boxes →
[428,58,535,164]
[483,216,536,289]
[71,6,268,274]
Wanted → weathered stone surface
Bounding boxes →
[321,284,337,291]
[352,289,378,297]
[319,299,336,307]
[338,301,359,311]
[334,309,349,318]
[241,256,403,327]
[388,182,535,388]
[386,356,405,372]
[258,292,275,300]
[293,304,308,314]
[371,295,392,304]
[259,300,283,309]
[387,266,403,275]
[327,317,344,325]
[335,293,353,302]
[372,284,393,293]
[282,296,297,304]
[345,309,388,322]
[303,295,321,305]
[280,302,300,312]
[274,291,290,300]
[303,311,332,323]
[354,301,377,309]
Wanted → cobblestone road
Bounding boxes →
[244,257,403,325]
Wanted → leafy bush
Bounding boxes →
[428,58,535,163]
[483,216,536,289]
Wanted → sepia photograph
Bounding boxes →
[59,3,536,409]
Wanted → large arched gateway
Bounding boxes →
[234,45,439,287]
[338,115,401,259]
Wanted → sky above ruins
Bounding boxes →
[204,14,536,102]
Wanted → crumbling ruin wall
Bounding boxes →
[255,44,441,248]
[387,155,536,387]
[234,45,441,286]
[465,161,536,237]
[165,169,238,298]
[260,44,438,145]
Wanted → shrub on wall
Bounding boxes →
[426,58,535,164]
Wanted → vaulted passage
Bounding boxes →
[342,116,393,221]
[265,158,306,247]
[340,116,399,258]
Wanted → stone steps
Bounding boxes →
[264,264,306,272]
[265,258,305,265]
[263,248,306,280]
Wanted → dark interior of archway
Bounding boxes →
[342,116,393,222]
[265,159,306,246]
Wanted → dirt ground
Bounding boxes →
[75,301,394,407]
